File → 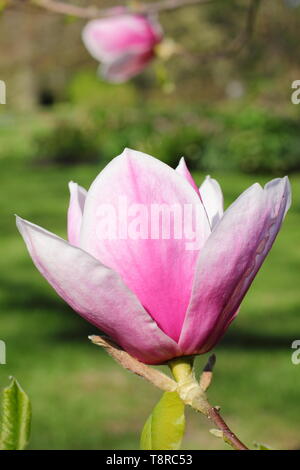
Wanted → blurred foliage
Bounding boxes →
[32,121,100,165]
[24,70,300,175]
[201,107,300,174]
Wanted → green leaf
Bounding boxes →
[140,391,185,450]
[0,377,31,450]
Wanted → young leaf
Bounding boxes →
[0,377,31,450]
[140,391,185,450]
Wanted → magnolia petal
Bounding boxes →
[80,148,211,342]
[100,50,154,83]
[82,15,162,63]
[16,216,181,364]
[67,182,87,246]
[175,157,201,197]
[179,176,291,354]
[199,175,224,228]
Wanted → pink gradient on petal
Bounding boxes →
[16,145,292,364]
[80,148,211,342]
[101,50,154,83]
[82,15,163,63]
[16,216,181,364]
[179,177,291,354]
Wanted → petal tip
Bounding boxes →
[177,156,186,165]
[15,216,33,243]
[121,147,137,159]
[16,216,35,233]
[15,214,25,231]
[68,181,76,192]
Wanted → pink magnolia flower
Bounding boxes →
[82,14,163,82]
[17,149,291,364]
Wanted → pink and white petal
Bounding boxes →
[199,175,224,228]
[100,50,153,83]
[16,216,181,364]
[80,148,211,342]
[175,158,201,197]
[82,16,162,63]
[179,176,291,354]
[67,182,87,246]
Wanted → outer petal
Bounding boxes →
[16,216,181,364]
[175,157,201,197]
[199,175,224,228]
[100,50,154,83]
[82,15,162,63]
[179,176,291,354]
[80,148,211,342]
[67,182,87,246]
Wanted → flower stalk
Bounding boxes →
[169,356,249,450]
[91,336,248,450]
[169,356,211,416]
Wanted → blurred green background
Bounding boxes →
[0,0,300,450]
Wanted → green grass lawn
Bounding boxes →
[0,113,300,449]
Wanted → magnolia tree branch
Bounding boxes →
[134,0,216,14]
[89,335,177,392]
[199,355,247,449]
[225,0,262,56]
[183,0,262,64]
[17,0,216,19]
[90,335,249,451]
[208,407,248,450]
[199,356,248,450]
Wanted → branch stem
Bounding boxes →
[208,407,248,451]
[91,337,249,450]
[168,357,249,451]
[22,0,216,19]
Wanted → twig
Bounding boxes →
[91,338,249,450]
[208,407,248,450]
[30,0,113,18]
[169,356,249,450]
[15,0,217,19]
[140,0,217,14]
[194,0,262,62]
[225,0,262,56]
[89,335,177,392]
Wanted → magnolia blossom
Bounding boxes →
[17,149,291,364]
[82,15,163,82]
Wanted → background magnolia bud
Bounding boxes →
[82,14,163,82]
